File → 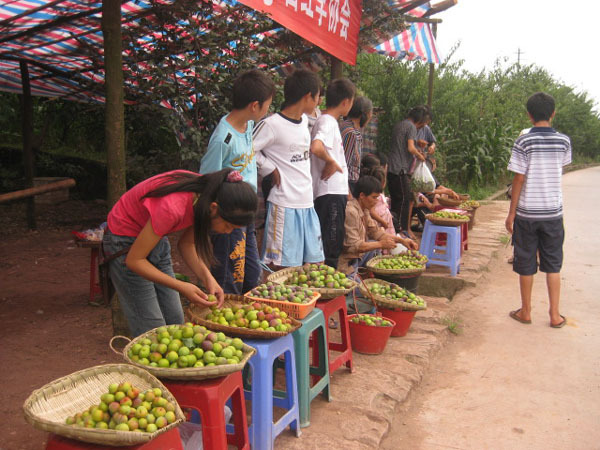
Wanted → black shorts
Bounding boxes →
[513,217,564,275]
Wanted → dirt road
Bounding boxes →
[382,166,600,449]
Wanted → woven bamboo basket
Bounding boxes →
[112,326,256,381]
[186,296,303,339]
[425,213,470,227]
[23,364,185,446]
[437,197,462,207]
[266,265,358,300]
[359,278,427,311]
[366,254,428,276]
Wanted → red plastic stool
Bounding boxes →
[312,295,354,381]
[163,372,249,450]
[46,426,182,449]
[435,208,468,253]
[75,239,103,304]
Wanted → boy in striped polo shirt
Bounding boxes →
[505,92,571,328]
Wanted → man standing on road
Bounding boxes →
[505,92,571,328]
[387,106,427,236]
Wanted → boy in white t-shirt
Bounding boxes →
[310,78,356,268]
[253,69,324,268]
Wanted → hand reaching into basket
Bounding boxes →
[179,282,222,307]
[396,235,418,250]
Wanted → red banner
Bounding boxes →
[238,0,363,65]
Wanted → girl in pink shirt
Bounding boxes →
[104,169,257,336]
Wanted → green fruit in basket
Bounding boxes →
[138,417,148,430]
[96,421,108,429]
[186,354,197,366]
[212,342,223,355]
[165,411,176,424]
[155,416,168,429]
[127,418,139,431]
[91,408,104,422]
[204,351,217,364]
[194,361,204,367]
[177,346,190,357]
[146,423,158,433]
[177,356,188,367]
[158,358,170,368]
[115,423,129,431]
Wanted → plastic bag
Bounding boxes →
[410,161,436,193]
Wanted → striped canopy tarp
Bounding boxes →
[369,22,441,64]
[0,1,180,101]
[366,0,442,64]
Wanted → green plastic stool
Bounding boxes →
[291,308,331,427]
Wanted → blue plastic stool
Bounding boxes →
[291,308,331,427]
[242,335,301,450]
[419,220,462,276]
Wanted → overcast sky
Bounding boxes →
[434,0,600,112]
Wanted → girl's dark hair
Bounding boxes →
[346,96,373,127]
[375,152,388,167]
[361,153,380,174]
[143,169,257,264]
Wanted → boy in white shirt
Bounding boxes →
[253,69,324,268]
[310,78,356,268]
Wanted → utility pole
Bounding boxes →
[516,48,524,66]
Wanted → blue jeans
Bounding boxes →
[103,229,184,337]
[210,223,261,295]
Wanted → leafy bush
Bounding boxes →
[351,50,600,193]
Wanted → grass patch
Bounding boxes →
[499,234,511,245]
[442,314,463,335]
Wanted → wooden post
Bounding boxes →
[19,60,36,229]
[331,56,343,80]
[427,23,437,108]
[102,0,126,208]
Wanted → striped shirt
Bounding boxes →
[340,119,362,182]
[507,127,571,220]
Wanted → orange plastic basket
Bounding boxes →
[243,291,320,319]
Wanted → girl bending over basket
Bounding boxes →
[103,169,257,336]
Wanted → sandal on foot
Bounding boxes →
[550,315,567,328]
[509,309,531,324]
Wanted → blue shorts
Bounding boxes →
[261,202,324,267]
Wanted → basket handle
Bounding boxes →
[109,335,131,355]
[351,274,378,315]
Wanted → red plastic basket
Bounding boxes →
[378,308,416,337]
[243,291,320,319]
[347,314,395,354]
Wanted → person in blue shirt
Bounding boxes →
[200,69,275,294]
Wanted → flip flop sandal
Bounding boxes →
[550,315,567,328]
[509,308,531,324]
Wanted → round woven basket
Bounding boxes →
[358,278,427,311]
[425,213,470,227]
[23,364,185,447]
[186,296,303,339]
[366,254,427,276]
[437,197,462,207]
[112,326,256,381]
[459,193,471,201]
[266,266,358,300]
